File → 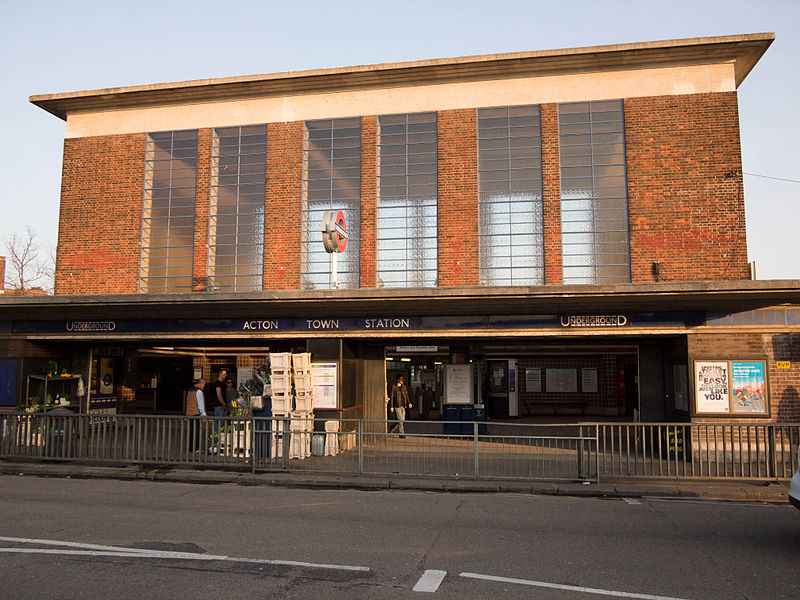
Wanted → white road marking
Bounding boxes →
[459,572,692,600]
[413,569,447,593]
[622,497,642,505]
[0,535,369,572]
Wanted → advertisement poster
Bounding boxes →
[311,363,337,409]
[731,361,767,414]
[694,361,730,414]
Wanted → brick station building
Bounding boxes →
[1,32,799,425]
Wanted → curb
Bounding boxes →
[0,461,789,504]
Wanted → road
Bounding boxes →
[0,475,797,599]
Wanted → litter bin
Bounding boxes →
[442,404,460,434]
[459,406,474,434]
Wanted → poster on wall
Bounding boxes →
[546,368,577,393]
[694,361,730,414]
[730,361,768,414]
[525,368,542,393]
[581,368,598,393]
[99,357,114,395]
[445,364,473,404]
[311,363,337,409]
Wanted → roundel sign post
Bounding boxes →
[321,210,348,287]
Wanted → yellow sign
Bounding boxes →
[777,361,791,369]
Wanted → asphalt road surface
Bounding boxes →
[0,475,797,599]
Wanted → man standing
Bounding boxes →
[209,369,228,452]
[191,378,206,452]
[390,374,412,438]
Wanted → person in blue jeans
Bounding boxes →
[210,369,228,452]
[390,374,412,438]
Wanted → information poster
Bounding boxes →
[311,363,337,409]
[546,368,577,393]
[525,368,542,393]
[731,361,767,414]
[444,364,472,404]
[694,361,730,414]
[581,368,598,393]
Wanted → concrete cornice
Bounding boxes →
[29,33,774,121]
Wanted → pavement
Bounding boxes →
[0,459,790,503]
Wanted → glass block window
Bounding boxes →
[478,105,543,286]
[140,130,197,293]
[208,125,267,292]
[559,100,630,284]
[302,117,361,290]
[376,112,437,288]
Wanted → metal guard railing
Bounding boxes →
[0,414,797,483]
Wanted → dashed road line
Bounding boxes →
[459,572,692,600]
[0,535,370,572]
[622,497,642,505]
[413,569,447,592]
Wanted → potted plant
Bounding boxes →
[46,361,58,378]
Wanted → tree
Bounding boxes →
[4,227,54,294]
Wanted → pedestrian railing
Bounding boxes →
[593,422,800,480]
[1,414,797,482]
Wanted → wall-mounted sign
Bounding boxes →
[321,210,348,253]
[777,361,791,369]
[525,368,542,393]
[560,315,627,327]
[693,359,769,416]
[444,364,472,405]
[67,321,116,332]
[581,368,598,393]
[546,368,578,393]
[311,363,338,409]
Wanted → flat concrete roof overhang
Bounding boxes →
[30,33,774,120]
[2,280,799,322]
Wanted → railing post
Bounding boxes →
[577,425,584,479]
[250,417,256,473]
[473,421,479,480]
[282,417,289,470]
[595,424,601,483]
[358,419,364,474]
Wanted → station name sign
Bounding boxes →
[13,312,703,335]
[560,315,628,328]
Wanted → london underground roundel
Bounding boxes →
[321,210,348,253]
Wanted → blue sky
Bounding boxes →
[2,0,798,279]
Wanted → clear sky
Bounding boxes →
[2,0,798,280]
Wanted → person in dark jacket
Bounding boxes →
[389,374,411,437]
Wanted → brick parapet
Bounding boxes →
[192,128,212,291]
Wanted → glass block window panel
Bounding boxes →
[559,100,630,284]
[376,112,438,288]
[141,130,198,293]
[301,117,361,290]
[208,125,267,292]
[478,105,543,286]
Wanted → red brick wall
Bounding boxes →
[360,116,377,288]
[687,332,800,422]
[56,133,146,295]
[541,104,563,285]
[625,92,749,283]
[437,109,478,287]
[264,121,302,290]
[192,129,212,291]
[54,91,751,295]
